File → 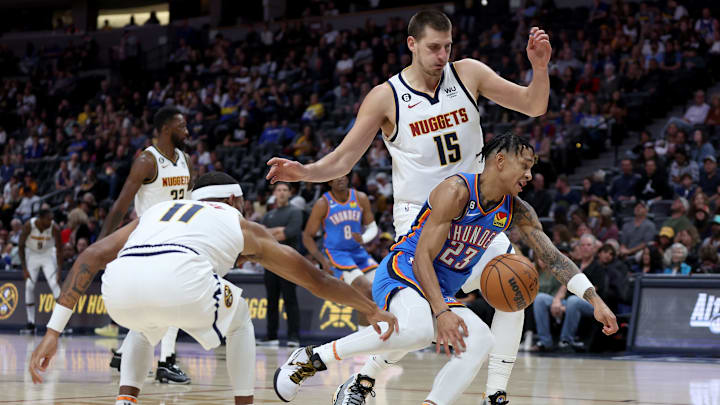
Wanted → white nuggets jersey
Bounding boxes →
[385,62,484,205]
[26,218,54,255]
[122,199,244,276]
[134,145,191,216]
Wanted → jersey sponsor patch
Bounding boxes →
[493,212,508,228]
[224,285,233,308]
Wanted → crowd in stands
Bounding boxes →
[0,0,719,348]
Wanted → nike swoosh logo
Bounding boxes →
[501,360,515,363]
[408,102,422,109]
[465,212,482,217]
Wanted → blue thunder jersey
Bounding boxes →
[373,172,513,309]
[322,189,364,251]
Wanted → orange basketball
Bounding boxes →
[480,253,539,312]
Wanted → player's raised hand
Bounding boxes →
[266,157,308,184]
[526,26,552,69]
[435,310,468,357]
[593,300,619,336]
[29,330,60,383]
[366,309,400,341]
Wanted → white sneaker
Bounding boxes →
[273,346,326,402]
[332,373,376,405]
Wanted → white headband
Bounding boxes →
[192,184,243,201]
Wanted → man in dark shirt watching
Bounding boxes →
[610,158,639,202]
[699,155,720,196]
[259,182,303,347]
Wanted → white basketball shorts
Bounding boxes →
[102,247,244,350]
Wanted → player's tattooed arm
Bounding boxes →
[56,219,139,309]
[509,197,596,301]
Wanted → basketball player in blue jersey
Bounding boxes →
[303,176,378,321]
[268,9,552,404]
[274,132,618,405]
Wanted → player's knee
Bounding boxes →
[465,319,495,355]
[228,296,252,335]
[404,319,435,350]
[25,279,35,301]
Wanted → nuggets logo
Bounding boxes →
[0,283,19,320]
[224,285,233,308]
[493,212,508,228]
[350,202,357,208]
[319,301,356,331]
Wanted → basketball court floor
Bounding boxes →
[1,334,718,404]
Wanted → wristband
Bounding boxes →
[434,308,452,319]
[361,222,378,244]
[47,304,73,333]
[567,273,594,300]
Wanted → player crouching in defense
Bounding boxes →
[28,171,399,405]
[274,132,618,405]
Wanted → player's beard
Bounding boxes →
[171,133,186,150]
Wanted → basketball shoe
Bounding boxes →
[19,323,35,335]
[94,323,119,337]
[482,390,510,404]
[155,354,191,384]
[332,373,376,405]
[273,346,326,402]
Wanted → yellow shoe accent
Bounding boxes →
[94,324,119,337]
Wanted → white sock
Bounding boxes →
[26,304,35,325]
[25,277,35,324]
[119,330,154,389]
[426,307,495,405]
[313,288,434,365]
[160,327,179,361]
[486,310,523,394]
[226,299,256,397]
[115,394,137,404]
[359,351,407,378]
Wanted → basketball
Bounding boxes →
[480,254,539,312]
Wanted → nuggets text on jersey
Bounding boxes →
[409,108,469,137]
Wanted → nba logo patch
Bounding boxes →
[493,212,508,228]
[224,285,233,308]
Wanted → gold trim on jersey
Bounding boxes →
[151,145,180,165]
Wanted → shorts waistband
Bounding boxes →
[119,243,199,258]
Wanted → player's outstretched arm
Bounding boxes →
[455,27,550,117]
[509,197,618,335]
[266,84,391,184]
[29,219,138,383]
[98,152,155,239]
[240,218,399,339]
[414,177,470,356]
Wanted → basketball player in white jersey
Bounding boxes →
[266,9,551,404]
[18,208,63,334]
[28,171,399,405]
[98,105,194,384]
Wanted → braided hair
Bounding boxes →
[478,131,535,164]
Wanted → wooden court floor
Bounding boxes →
[1,334,718,404]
